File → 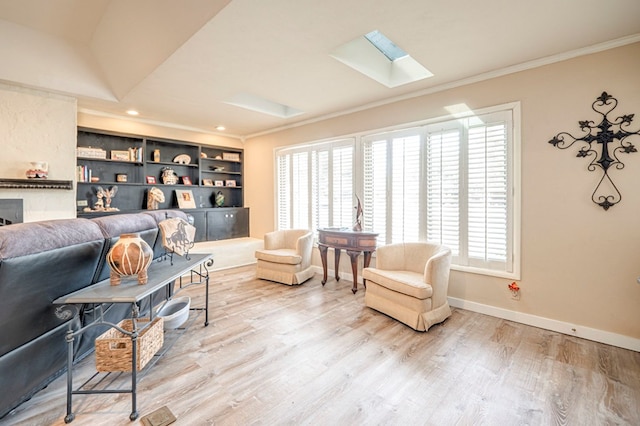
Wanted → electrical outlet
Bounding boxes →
[77,200,88,207]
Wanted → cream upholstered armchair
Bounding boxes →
[255,229,315,285]
[362,242,452,331]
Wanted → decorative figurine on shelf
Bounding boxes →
[161,167,179,185]
[147,187,165,210]
[103,186,118,210]
[353,195,363,231]
[214,190,225,207]
[26,161,48,179]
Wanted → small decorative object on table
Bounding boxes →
[353,195,363,231]
[159,217,196,257]
[106,233,153,285]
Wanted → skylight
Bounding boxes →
[364,30,408,61]
[225,93,304,119]
[331,30,433,88]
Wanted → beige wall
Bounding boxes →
[0,83,77,221]
[77,112,243,150]
[243,43,640,344]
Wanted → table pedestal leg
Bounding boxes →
[362,251,373,289]
[319,244,328,285]
[347,250,360,294]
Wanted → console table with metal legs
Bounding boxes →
[52,253,213,423]
[317,228,378,293]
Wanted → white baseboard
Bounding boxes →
[311,265,639,352]
[448,297,640,352]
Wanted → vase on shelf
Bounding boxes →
[215,191,225,207]
[106,233,153,285]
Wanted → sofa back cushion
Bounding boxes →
[0,218,105,357]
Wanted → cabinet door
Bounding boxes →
[189,210,207,242]
[206,208,249,240]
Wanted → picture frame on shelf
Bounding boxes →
[181,176,192,185]
[222,152,240,162]
[111,150,130,161]
[175,189,196,209]
[146,176,156,184]
[202,179,213,186]
[225,180,236,187]
[214,180,224,187]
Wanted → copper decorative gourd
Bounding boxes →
[106,233,153,285]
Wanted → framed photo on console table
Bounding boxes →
[175,189,196,209]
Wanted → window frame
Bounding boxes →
[274,102,521,280]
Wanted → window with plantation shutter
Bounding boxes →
[276,139,355,236]
[275,102,519,279]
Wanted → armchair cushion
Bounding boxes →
[255,249,301,265]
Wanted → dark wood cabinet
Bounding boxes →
[207,208,249,241]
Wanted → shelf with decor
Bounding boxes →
[76,128,246,241]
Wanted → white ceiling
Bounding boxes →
[0,0,639,139]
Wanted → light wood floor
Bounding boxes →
[5,265,640,425]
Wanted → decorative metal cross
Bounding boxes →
[549,92,640,210]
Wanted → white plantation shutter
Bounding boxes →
[291,152,309,229]
[332,145,354,228]
[391,134,421,242]
[277,154,290,229]
[426,127,461,256]
[467,116,510,269]
[363,139,388,245]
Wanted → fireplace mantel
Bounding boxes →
[0,179,73,190]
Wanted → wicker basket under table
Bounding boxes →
[95,317,164,372]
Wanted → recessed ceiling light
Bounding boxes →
[126,109,139,116]
[216,125,226,131]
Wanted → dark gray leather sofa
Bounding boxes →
[0,210,190,418]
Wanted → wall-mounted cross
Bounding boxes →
[549,92,640,210]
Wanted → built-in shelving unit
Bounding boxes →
[76,128,248,241]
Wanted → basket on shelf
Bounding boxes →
[95,317,164,372]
